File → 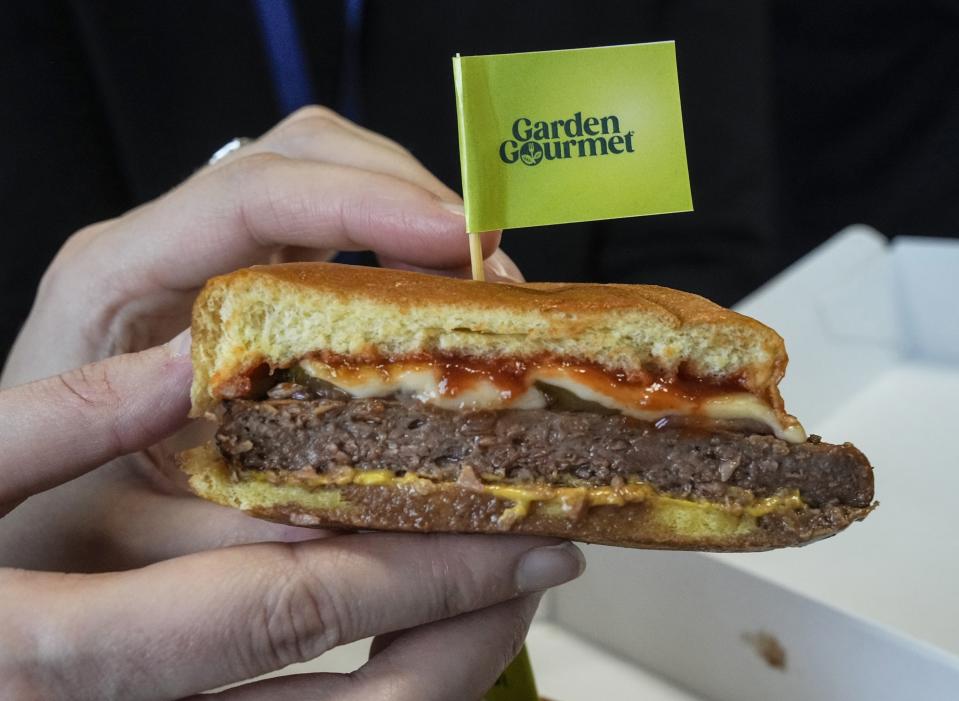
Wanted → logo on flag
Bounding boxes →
[453,42,693,232]
[499,112,635,166]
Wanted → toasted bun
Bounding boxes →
[182,263,869,550]
[190,262,789,417]
[179,443,872,551]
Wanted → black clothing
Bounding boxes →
[2,1,957,361]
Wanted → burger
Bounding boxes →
[178,262,874,551]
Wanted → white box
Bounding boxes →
[551,226,959,700]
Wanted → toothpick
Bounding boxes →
[469,232,485,281]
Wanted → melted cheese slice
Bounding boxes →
[298,358,806,443]
[240,464,807,530]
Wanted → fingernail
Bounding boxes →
[439,201,465,217]
[167,329,192,359]
[516,542,586,593]
[485,249,525,283]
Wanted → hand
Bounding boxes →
[0,340,584,700]
[0,106,521,571]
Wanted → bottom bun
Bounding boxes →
[178,443,873,552]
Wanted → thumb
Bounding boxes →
[0,331,192,515]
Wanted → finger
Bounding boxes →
[0,330,192,515]
[0,460,332,572]
[58,155,499,300]
[380,247,526,283]
[271,105,412,159]
[204,106,408,171]
[98,485,337,568]
[197,595,542,701]
[359,595,541,701]
[484,248,526,282]
[22,535,583,699]
[237,106,461,204]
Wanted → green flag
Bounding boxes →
[452,42,693,233]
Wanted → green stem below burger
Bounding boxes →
[484,644,539,701]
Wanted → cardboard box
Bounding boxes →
[551,226,959,699]
[717,227,959,653]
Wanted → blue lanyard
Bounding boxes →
[253,0,365,121]
[253,0,368,265]
[252,0,316,115]
[339,0,365,122]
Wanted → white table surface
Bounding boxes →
[225,620,705,699]
[526,621,704,700]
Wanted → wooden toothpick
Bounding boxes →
[469,232,485,281]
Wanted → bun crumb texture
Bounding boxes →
[190,263,789,417]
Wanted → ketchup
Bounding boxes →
[299,351,748,411]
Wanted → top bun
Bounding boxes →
[190,262,789,417]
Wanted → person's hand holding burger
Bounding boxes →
[1,105,523,568]
[0,106,584,699]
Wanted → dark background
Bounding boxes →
[3,0,958,363]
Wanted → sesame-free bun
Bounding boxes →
[190,262,790,417]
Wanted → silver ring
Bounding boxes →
[208,137,254,166]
